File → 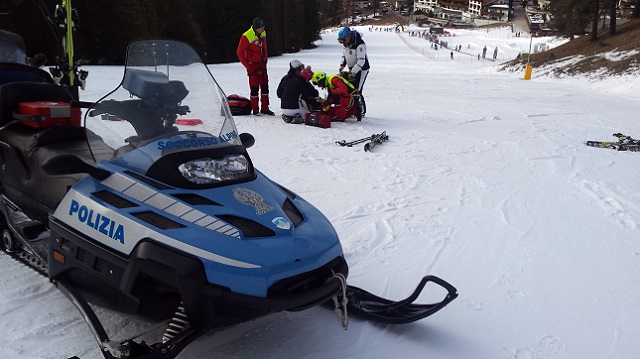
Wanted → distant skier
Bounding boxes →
[237,17,274,116]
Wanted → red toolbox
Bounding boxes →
[304,111,331,129]
[15,102,81,128]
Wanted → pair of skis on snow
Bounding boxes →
[585,133,640,152]
[336,132,389,151]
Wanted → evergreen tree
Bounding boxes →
[301,0,321,48]
[2,0,324,65]
[607,0,616,35]
[591,0,599,41]
[549,0,595,37]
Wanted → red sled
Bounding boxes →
[15,101,81,128]
[304,111,331,129]
[176,118,203,126]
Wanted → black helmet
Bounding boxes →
[253,17,265,29]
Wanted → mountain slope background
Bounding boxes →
[503,19,640,78]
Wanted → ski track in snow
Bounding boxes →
[576,179,638,230]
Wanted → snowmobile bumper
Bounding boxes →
[49,217,349,359]
[48,215,348,325]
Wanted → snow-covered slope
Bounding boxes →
[2,26,639,359]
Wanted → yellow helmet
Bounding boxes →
[311,71,327,87]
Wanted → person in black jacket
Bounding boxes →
[277,60,319,124]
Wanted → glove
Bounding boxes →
[348,72,356,82]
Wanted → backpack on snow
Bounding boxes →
[227,94,252,116]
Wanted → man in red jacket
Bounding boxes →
[237,17,274,116]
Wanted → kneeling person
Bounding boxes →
[277,60,320,123]
[311,71,361,121]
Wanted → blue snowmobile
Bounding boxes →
[0,35,457,359]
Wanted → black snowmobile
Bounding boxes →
[0,34,457,359]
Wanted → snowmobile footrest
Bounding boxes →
[342,275,458,324]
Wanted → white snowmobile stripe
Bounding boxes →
[124,182,157,202]
[164,201,192,217]
[100,172,244,239]
[101,172,136,192]
[144,193,176,210]
[181,209,207,222]
[54,190,260,269]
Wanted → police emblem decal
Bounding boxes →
[272,217,291,230]
[233,187,274,215]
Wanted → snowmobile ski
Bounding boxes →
[364,131,388,152]
[332,275,458,325]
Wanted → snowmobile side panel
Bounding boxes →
[52,187,260,268]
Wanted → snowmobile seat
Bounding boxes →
[0,63,53,86]
[0,122,114,223]
[0,81,71,127]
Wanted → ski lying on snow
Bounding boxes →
[364,131,389,152]
[335,133,381,147]
[585,133,640,152]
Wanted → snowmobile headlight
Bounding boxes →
[179,155,250,184]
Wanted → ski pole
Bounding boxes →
[336,134,375,147]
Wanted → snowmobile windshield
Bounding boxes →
[0,30,27,63]
[85,39,241,158]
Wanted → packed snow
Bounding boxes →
[2,25,640,359]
